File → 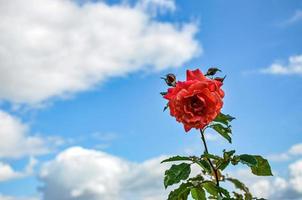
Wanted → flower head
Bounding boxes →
[164,69,224,132]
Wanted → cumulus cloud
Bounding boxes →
[230,159,302,200]
[289,160,302,193]
[0,0,200,105]
[39,146,171,200]
[0,110,58,158]
[260,55,302,75]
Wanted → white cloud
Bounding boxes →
[267,152,291,162]
[39,146,171,200]
[0,0,200,105]
[0,194,38,200]
[230,159,302,200]
[289,160,302,193]
[260,55,302,75]
[0,157,37,182]
[267,143,302,162]
[0,110,55,158]
[0,110,47,158]
[289,143,302,156]
[0,162,23,182]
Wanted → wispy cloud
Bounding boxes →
[260,55,302,75]
[278,9,302,27]
[284,10,302,25]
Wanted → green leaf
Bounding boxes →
[216,150,235,171]
[214,113,235,126]
[223,150,236,159]
[161,156,193,163]
[217,159,230,171]
[231,156,240,165]
[238,154,257,167]
[188,175,204,182]
[232,192,244,200]
[203,153,222,161]
[164,163,191,188]
[244,192,253,200]
[168,182,191,200]
[191,187,206,200]
[226,178,249,193]
[218,186,230,198]
[195,159,212,173]
[202,181,219,196]
[210,124,232,143]
[251,156,273,176]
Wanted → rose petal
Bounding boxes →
[186,69,206,81]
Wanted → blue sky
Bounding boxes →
[0,0,301,199]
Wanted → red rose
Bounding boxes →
[164,69,224,132]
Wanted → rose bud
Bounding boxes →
[214,75,226,83]
[205,67,221,76]
[161,73,176,87]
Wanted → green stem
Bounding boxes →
[200,129,221,188]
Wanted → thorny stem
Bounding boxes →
[200,128,221,194]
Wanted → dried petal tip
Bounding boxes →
[214,75,226,82]
[205,67,221,76]
[161,73,176,87]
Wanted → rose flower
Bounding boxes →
[164,69,224,132]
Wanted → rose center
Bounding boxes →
[189,96,204,115]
